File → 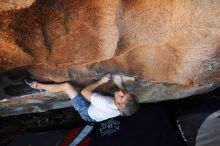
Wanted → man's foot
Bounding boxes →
[23,77,39,89]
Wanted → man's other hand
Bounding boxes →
[99,74,111,84]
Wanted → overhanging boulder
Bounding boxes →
[0,0,220,116]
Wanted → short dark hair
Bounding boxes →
[119,93,139,116]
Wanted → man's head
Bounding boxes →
[114,90,139,116]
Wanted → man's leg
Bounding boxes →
[30,82,77,99]
[28,81,94,122]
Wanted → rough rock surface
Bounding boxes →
[0,0,220,116]
[0,0,35,12]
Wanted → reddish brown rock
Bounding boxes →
[0,0,219,86]
[0,0,220,116]
[0,0,35,12]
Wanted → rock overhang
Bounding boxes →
[0,0,220,116]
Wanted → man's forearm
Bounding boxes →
[82,80,105,92]
[81,75,110,101]
[80,80,104,101]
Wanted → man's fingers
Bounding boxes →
[106,74,111,79]
[100,74,111,83]
[113,74,121,80]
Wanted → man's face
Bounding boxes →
[114,90,129,107]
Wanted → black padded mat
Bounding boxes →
[89,104,185,146]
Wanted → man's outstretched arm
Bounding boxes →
[81,75,110,102]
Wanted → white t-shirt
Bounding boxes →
[88,93,121,122]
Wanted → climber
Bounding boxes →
[24,74,139,122]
